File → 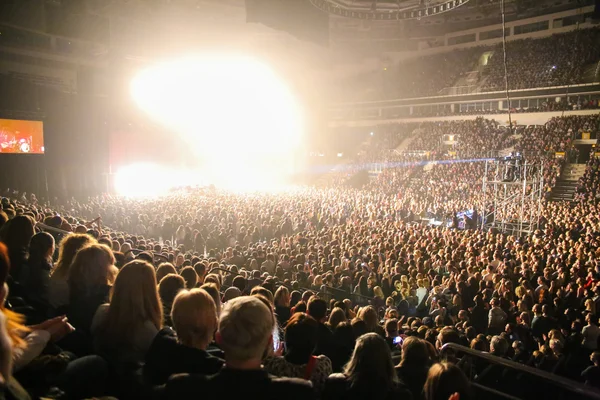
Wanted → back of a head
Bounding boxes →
[307,297,328,322]
[171,288,217,348]
[110,260,162,324]
[401,336,429,367]
[28,232,54,262]
[424,362,472,400]
[284,312,318,357]
[357,306,379,332]
[180,266,198,289]
[218,296,273,362]
[490,335,509,357]
[250,286,274,304]
[345,333,397,390]
[68,243,115,295]
[201,283,222,315]
[0,215,34,252]
[156,263,177,282]
[54,233,96,278]
[158,273,186,306]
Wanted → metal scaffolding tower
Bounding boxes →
[480,159,545,236]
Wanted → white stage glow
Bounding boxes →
[130,54,302,191]
[114,163,203,198]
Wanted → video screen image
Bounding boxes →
[0,119,44,154]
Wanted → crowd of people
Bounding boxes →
[334,28,600,102]
[0,113,599,399]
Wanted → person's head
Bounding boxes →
[274,286,290,307]
[223,287,242,302]
[307,297,328,323]
[490,335,509,357]
[201,283,222,316]
[357,306,379,333]
[98,260,163,349]
[436,327,461,350]
[591,351,600,366]
[284,312,319,362]
[171,288,217,350]
[28,232,55,263]
[424,362,472,400]
[400,336,430,367]
[217,296,274,366]
[52,233,96,279]
[68,244,116,297]
[156,262,177,282]
[0,215,34,254]
[328,307,347,330]
[158,273,185,308]
[249,286,274,304]
[385,318,398,338]
[180,266,198,289]
[344,333,398,393]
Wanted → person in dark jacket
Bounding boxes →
[144,288,223,385]
[470,295,488,334]
[396,336,431,400]
[322,333,412,400]
[308,297,335,359]
[0,215,34,283]
[165,296,314,400]
[67,244,115,331]
[21,232,55,314]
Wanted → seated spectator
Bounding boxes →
[49,234,96,310]
[264,312,332,393]
[308,297,334,359]
[396,336,431,400]
[582,351,600,389]
[330,321,356,373]
[158,273,185,326]
[144,288,223,385]
[274,286,291,327]
[179,266,197,289]
[323,333,411,400]
[92,260,162,370]
[20,232,54,314]
[156,262,177,282]
[67,244,116,334]
[424,362,472,400]
[165,296,314,399]
[0,215,35,283]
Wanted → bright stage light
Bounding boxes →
[114,163,203,198]
[130,54,302,191]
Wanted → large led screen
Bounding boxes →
[0,119,44,154]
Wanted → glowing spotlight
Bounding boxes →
[114,163,203,198]
[130,54,302,191]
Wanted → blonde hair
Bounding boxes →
[171,289,217,348]
[97,260,162,349]
[52,234,97,279]
[274,286,290,307]
[373,286,384,299]
[68,244,116,298]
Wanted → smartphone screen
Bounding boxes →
[393,336,403,346]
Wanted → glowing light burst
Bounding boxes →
[114,163,204,198]
[130,54,303,191]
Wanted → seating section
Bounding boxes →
[335,27,600,101]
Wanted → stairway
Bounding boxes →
[550,163,587,201]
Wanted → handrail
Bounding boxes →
[441,343,600,400]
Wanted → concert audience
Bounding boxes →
[0,114,598,399]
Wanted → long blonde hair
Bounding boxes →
[52,233,97,279]
[98,260,162,348]
[68,244,115,298]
